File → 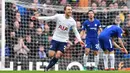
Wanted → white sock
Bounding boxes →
[83,54,88,67]
[109,54,115,69]
[103,54,108,69]
[94,54,99,68]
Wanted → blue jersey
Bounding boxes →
[82,19,101,38]
[99,25,123,52]
[100,25,123,38]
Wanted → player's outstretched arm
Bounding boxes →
[31,14,58,21]
[72,24,85,46]
[80,30,85,38]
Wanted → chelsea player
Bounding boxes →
[99,25,128,70]
[80,10,102,70]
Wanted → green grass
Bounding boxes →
[0,71,130,73]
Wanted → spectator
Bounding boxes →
[114,14,122,26]
[125,21,130,53]
[31,11,40,28]
[43,24,50,49]
[100,0,106,8]
[25,21,35,35]
[24,34,33,58]
[95,0,102,7]
[5,3,16,26]
[126,20,130,27]
[13,20,24,37]
[17,4,27,16]
[97,8,113,26]
[32,27,44,58]
[118,0,127,7]
[6,30,17,58]
[60,0,67,5]
[108,3,114,10]
[13,37,29,70]
[31,0,40,11]
[38,45,47,59]
[124,13,130,25]
[76,21,81,30]
[39,20,44,31]
[91,2,98,13]
[15,11,21,22]
[14,37,29,58]
[114,2,119,9]
[119,6,129,23]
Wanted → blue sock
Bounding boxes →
[46,57,58,70]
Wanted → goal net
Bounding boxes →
[1,0,130,71]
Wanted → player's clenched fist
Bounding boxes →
[79,41,85,47]
[31,16,37,20]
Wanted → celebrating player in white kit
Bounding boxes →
[31,4,84,71]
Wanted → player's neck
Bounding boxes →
[65,14,70,19]
[89,18,94,22]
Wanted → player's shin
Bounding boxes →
[83,54,88,68]
[103,54,108,70]
[109,54,115,69]
[94,54,99,68]
[46,57,58,70]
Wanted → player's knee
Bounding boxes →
[85,48,90,55]
[55,53,61,58]
[94,51,99,56]
[48,53,54,57]
[55,51,63,58]
[85,52,89,55]
[85,51,89,55]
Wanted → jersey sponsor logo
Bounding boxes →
[87,25,90,26]
[90,28,97,30]
[58,25,68,31]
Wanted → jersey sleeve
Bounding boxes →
[117,28,123,38]
[98,20,101,28]
[82,21,87,30]
[72,21,82,41]
[37,14,58,22]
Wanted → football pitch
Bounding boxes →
[0,71,130,73]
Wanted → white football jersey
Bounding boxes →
[38,14,81,42]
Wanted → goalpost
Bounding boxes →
[1,0,130,71]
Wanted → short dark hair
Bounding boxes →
[122,26,129,36]
[64,4,72,11]
[124,29,129,36]
[87,10,95,15]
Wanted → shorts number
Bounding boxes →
[63,46,66,50]
[95,44,99,49]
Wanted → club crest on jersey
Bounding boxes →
[58,25,68,31]
[95,24,97,26]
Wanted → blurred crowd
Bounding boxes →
[3,0,130,70]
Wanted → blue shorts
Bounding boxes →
[85,37,99,51]
[49,40,67,53]
[99,35,114,52]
